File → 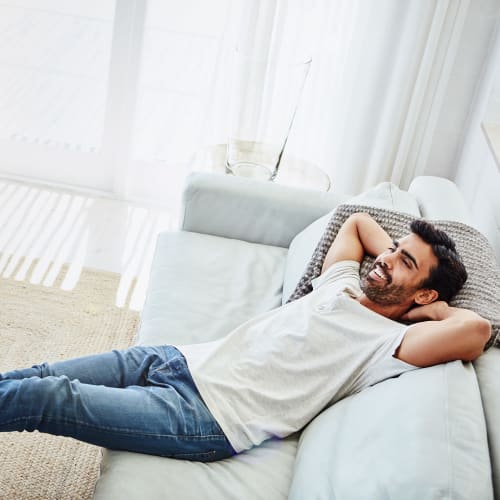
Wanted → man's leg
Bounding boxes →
[0,346,235,461]
[0,345,177,388]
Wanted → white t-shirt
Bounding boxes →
[179,260,418,453]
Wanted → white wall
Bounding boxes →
[455,63,500,263]
[455,0,500,263]
[456,128,500,263]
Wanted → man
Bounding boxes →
[0,213,491,461]
[322,212,491,366]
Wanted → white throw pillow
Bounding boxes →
[288,361,492,500]
[282,182,421,303]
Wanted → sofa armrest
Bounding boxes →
[408,176,472,223]
[179,172,347,248]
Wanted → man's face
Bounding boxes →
[360,233,438,306]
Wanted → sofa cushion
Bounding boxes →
[289,361,493,500]
[474,349,500,498]
[282,182,420,303]
[137,231,287,346]
[94,435,297,500]
[93,231,294,499]
[408,176,473,224]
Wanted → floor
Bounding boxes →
[0,177,177,310]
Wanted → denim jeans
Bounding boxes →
[0,345,235,461]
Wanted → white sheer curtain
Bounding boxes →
[0,0,468,204]
[257,0,467,194]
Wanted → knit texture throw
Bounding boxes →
[287,204,500,349]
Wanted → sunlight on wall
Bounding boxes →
[0,179,176,310]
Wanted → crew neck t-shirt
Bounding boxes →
[179,260,418,453]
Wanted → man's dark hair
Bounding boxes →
[410,219,467,302]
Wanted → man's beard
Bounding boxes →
[360,263,418,306]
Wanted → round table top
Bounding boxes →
[189,144,331,192]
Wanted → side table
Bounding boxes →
[189,144,331,192]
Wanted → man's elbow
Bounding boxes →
[464,317,491,361]
[350,212,372,223]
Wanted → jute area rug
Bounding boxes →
[0,262,139,500]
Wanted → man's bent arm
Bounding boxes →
[322,213,392,274]
[396,302,491,366]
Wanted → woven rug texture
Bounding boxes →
[0,261,139,500]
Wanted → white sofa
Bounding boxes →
[93,172,499,500]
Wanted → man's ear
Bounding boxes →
[414,288,439,305]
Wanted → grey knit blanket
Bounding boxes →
[287,204,500,350]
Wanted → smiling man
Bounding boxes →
[0,212,492,461]
[322,212,491,367]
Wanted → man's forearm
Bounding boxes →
[322,213,392,272]
[350,213,393,258]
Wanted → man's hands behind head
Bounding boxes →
[400,301,450,323]
[397,301,491,365]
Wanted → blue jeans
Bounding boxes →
[0,345,235,462]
